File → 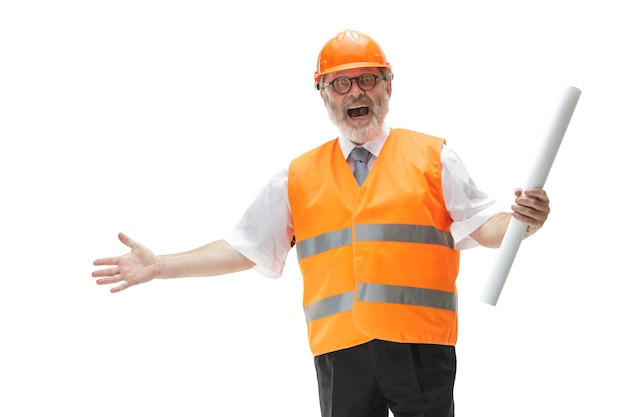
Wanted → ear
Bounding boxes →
[320,89,327,104]
[386,78,393,97]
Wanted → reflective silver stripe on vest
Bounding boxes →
[296,227,352,260]
[356,224,454,249]
[303,291,354,323]
[297,224,454,260]
[357,283,458,312]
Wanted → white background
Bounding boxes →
[1,1,623,415]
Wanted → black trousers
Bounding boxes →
[314,340,456,417]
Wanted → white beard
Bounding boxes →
[325,90,390,144]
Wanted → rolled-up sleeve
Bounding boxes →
[224,169,294,278]
[441,145,504,250]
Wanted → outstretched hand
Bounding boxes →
[92,233,161,293]
[511,187,550,237]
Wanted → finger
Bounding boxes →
[93,257,121,267]
[95,274,122,285]
[512,211,540,234]
[522,188,549,203]
[516,192,549,211]
[110,281,130,294]
[512,201,549,225]
[511,212,541,231]
[91,266,120,278]
[118,232,140,250]
[511,204,535,220]
[513,198,540,213]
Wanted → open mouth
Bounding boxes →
[347,106,370,118]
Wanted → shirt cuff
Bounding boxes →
[451,203,505,250]
[223,235,285,279]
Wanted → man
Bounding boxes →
[92,29,550,417]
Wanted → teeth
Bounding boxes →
[347,106,369,118]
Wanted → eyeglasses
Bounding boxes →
[317,73,387,94]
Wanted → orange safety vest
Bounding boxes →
[288,129,460,356]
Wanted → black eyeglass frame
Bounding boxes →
[315,73,388,94]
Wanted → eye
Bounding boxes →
[334,78,351,91]
[359,75,376,88]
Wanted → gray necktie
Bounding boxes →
[350,147,370,186]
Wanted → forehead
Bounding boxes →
[327,67,382,79]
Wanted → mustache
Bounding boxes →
[344,96,373,111]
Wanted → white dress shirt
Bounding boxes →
[225,124,503,278]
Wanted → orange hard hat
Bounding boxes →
[314,30,392,89]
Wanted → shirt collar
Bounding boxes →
[338,123,391,159]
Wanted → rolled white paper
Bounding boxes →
[480,85,582,306]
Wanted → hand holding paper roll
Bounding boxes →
[480,85,582,306]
